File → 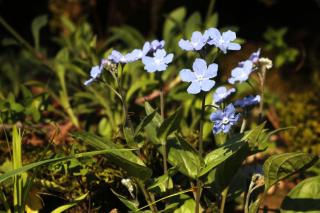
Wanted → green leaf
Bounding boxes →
[145,102,163,127]
[205,12,219,28]
[73,132,152,180]
[166,135,201,179]
[163,7,186,41]
[111,189,139,211]
[144,102,162,145]
[135,111,157,136]
[148,168,176,192]
[184,12,202,38]
[248,197,261,213]
[126,79,157,102]
[31,15,48,51]
[173,194,196,213]
[158,107,182,140]
[51,192,88,213]
[281,176,320,213]
[199,140,246,177]
[263,152,318,191]
[123,127,137,148]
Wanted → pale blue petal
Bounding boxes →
[206,28,221,40]
[90,66,101,78]
[154,49,166,58]
[191,31,202,42]
[142,56,153,65]
[193,58,207,75]
[179,39,193,51]
[164,53,174,64]
[201,79,215,91]
[222,30,236,42]
[84,78,95,86]
[179,69,196,82]
[228,43,241,51]
[210,110,223,121]
[205,63,218,78]
[145,63,157,72]
[187,81,201,94]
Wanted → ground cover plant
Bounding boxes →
[0,0,320,212]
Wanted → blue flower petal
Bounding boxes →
[187,81,201,94]
[201,79,215,91]
[205,63,218,78]
[180,69,196,82]
[178,39,193,51]
[193,58,207,76]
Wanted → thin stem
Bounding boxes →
[195,93,206,213]
[240,118,247,133]
[220,187,229,213]
[199,94,206,156]
[117,65,134,130]
[115,66,156,211]
[136,179,158,213]
[135,188,193,212]
[258,68,266,122]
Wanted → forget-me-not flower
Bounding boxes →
[239,49,261,67]
[210,104,240,134]
[84,65,103,86]
[108,50,133,64]
[228,60,253,84]
[179,58,218,94]
[178,31,208,51]
[142,49,173,72]
[205,28,241,53]
[234,95,261,108]
[213,86,236,104]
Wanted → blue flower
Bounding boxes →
[178,31,208,51]
[142,49,173,72]
[228,60,253,84]
[179,58,218,94]
[205,28,241,53]
[108,50,130,64]
[84,65,103,86]
[234,95,261,108]
[213,86,236,104]
[210,104,240,134]
[239,49,261,67]
[150,40,165,52]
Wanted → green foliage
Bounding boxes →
[281,176,320,213]
[263,152,318,191]
[264,27,299,67]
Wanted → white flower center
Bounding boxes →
[197,75,204,81]
[222,117,229,124]
[191,41,199,47]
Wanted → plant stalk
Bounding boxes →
[195,93,206,213]
[136,179,158,213]
[220,187,229,213]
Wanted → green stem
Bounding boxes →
[240,118,247,133]
[117,65,134,130]
[220,187,229,213]
[195,93,206,213]
[116,66,156,212]
[136,179,158,213]
[0,16,33,52]
[135,188,193,212]
[157,73,168,190]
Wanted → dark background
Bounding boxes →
[1,0,320,43]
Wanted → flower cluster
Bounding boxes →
[178,28,241,53]
[85,26,266,135]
